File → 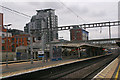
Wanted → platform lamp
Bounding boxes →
[4,24,12,67]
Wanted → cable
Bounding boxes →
[57,0,87,23]
[0,5,31,18]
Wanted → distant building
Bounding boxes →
[2,26,12,52]
[1,13,12,52]
[24,9,58,42]
[2,33,30,52]
[2,24,30,52]
[70,27,89,41]
[1,13,30,52]
[8,29,24,36]
[2,26,33,52]
[2,24,29,52]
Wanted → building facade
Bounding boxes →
[2,26,12,52]
[1,13,30,52]
[2,33,30,52]
[24,9,58,42]
[70,27,89,41]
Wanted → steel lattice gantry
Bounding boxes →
[30,21,120,33]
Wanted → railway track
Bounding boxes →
[47,53,118,80]
[2,51,119,80]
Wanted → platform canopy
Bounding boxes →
[16,46,28,50]
[58,43,101,49]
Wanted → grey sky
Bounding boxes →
[1,0,119,40]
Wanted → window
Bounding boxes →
[2,40,5,43]
[12,38,14,41]
[38,37,41,40]
[27,37,30,40]
[2,34,5,38]
[2,46,5,50]
[12,49,15,52]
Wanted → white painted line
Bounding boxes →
[92,56,118,80]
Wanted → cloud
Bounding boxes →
[27,2,64,11]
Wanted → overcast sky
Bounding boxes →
[0,0,119,40]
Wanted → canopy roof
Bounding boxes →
[60,43,101,49]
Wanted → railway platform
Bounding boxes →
[93,55,120,79]
[1,55,107,79]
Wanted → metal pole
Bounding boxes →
[49,28,53,61]
[109,26,111,39]
[109,22,111,39]
[50,44,53,61]
[30,34,33,64]
[4,24,12,67]
[41,32,45,62]
[6,26,8,67]
[27,48,29,61]
[34,51,36,60]
[78,47,80,58]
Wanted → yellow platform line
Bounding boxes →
[98,75,104,78]
[92,56,118,79]
[115,65,120,80]
[99,73,105,77]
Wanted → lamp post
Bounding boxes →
[30,32,33,64]
[4,24,12,67]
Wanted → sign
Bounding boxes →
[38,55,44,58]
[52,46,62,61]
[38,51,44,54]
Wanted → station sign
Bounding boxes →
[38,51,44,54]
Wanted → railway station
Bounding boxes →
[1,41,120,80]
[1,1,120,80]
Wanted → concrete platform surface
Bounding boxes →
[1,55,107,79]
[93,55,120,79]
